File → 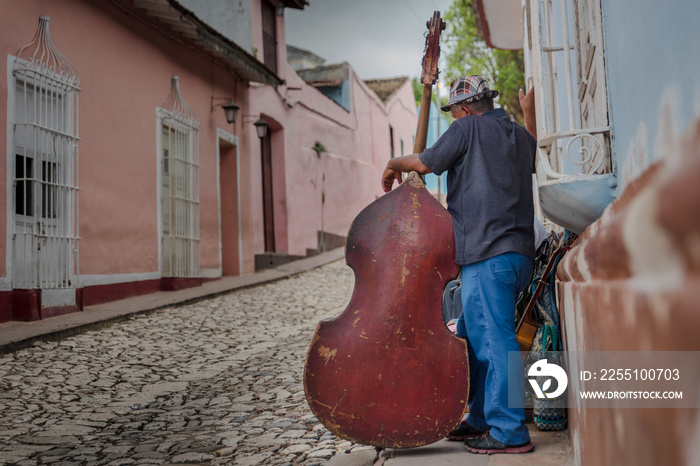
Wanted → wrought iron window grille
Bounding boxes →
[11,15,80,290]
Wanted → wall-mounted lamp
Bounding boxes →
[211,97,240,124]
[221,100,240,124]
[254,118,269,139]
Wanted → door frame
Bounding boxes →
[216,128,242,276]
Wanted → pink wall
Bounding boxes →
[2,0,246,281]
[250,59,418,257]
[2,0,419,300]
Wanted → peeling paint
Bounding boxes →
[317,345,337,365]
[310,331,321,348]
[623,188,684,294]
[409,192,421,210]
[654,88,681,171]
[647,293,673,327]
[614,410,625,444]
[573,287,585,352]
[575,246,592,282]
[400,252,410,287]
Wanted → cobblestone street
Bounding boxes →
[0,261,376,465]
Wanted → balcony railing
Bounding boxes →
[526,0,615,233]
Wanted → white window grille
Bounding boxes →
[527,0,612,180]
[159,77,200,278]
[11,16,80,290]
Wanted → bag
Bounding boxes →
[441,272,462,326]
[531,325,567,431]
[522,232,574,432]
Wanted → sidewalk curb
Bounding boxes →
[0,247,345,354]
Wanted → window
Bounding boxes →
[11,16,80,290]
[262,0,278,73]
[159,77,200,278]
[15,155,33,217]
[14,84,67,221]
[389,125,395,158]
[527,0,611,179]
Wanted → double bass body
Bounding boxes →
[304,172,468,448]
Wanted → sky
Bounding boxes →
[285,0,456,81]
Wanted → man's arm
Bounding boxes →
[518,86,537,140]
[382,154,432,192]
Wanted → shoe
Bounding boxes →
[446,421,486,440]
[464,433,534,454]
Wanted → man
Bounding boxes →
[381,76,537,454]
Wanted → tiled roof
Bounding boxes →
[297,62,349,86]
[363,77,410,102]
[128,0,285,86]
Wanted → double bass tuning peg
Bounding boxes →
[426,12,447,32]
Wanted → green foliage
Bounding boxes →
[435,90,455,126]
[311,141,326,157]
[415,77,455,126]
[442,0,525,124]
[412,77,422,107]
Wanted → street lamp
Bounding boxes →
[221,100,240,124]
[210,97,240,124]
[254,118,269,139]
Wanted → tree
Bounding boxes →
[412,77,422,107]
[413,77,455,126]
[442,0,525,124]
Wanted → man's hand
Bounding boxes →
[380,154,432,192]
[382,166,402,192]
[518,86,535,115]
[519,87,537,139]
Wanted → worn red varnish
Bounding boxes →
[304,172,467,448]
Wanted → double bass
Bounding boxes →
[304,12,469,448]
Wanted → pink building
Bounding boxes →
[0,0,418,322]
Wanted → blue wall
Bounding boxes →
[420,101,449,193]
[603,0,700,195]
[318,81,351,112]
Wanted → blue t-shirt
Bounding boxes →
[419,108,537,265]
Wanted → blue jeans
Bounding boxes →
[455,252,533,445]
